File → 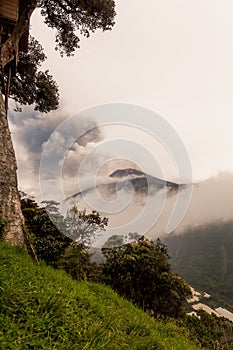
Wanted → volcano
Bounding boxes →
[66,168,184,202]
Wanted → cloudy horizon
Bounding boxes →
[9,104,233,244]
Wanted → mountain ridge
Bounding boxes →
[66,167,184,201]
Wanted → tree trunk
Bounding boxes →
[0,0,37,247]
[0,90,24,246]
[0,1,37,71]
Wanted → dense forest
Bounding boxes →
[164,221,233,310]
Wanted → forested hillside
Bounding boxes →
[164,221,233,309]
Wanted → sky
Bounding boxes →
[8,0,233,241]
[23,0,233,181]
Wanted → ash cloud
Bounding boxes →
[9,106,104,198]
[76,127,103,147]
[9,107,233,243]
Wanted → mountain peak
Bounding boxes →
[109,168,145,178]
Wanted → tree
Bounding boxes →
[57,242,92,281]
[22,197,105,280]
[102,237,192,319]
[102,232,142,249]
[65,206,108,247]
[22,197,72,266]
[164,221,233,308]
[102,234,124,249]
[0,0,116,246]
[10,36,59,113]
[181,310,233,349]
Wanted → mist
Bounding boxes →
[8,106,104,199]
[9,106,233,246]
[65,168,233,246]
[176,172,233,233]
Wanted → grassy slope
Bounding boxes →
[0,242,200,350]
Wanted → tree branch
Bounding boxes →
[0,1,37,70]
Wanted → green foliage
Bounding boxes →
[102,237,192,319]
[10,37,59,113]
[41,199,68,234]
[164,221,233,309]
[127,232,143,242]
[65,206,108,247]
[21,198,107,282]
[3,1,115,112]
[178,310,233,349]
[39,0,116,56]
[0,241,201,349]
[57,242,92,281]
[21,198,71,266]
[102,234,124,248]
[102,233,143,249]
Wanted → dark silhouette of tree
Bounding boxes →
[102,234,124,249]
[10,36,59,113]
[65,206,108,247]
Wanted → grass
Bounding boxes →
[0,241,201,349]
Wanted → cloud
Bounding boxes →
[64,170,233,246]
[9,106,104,199]
[9,106,233,246]
[178,172,233,231]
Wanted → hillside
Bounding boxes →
[164,221,233,310]
[0,241,201,350]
